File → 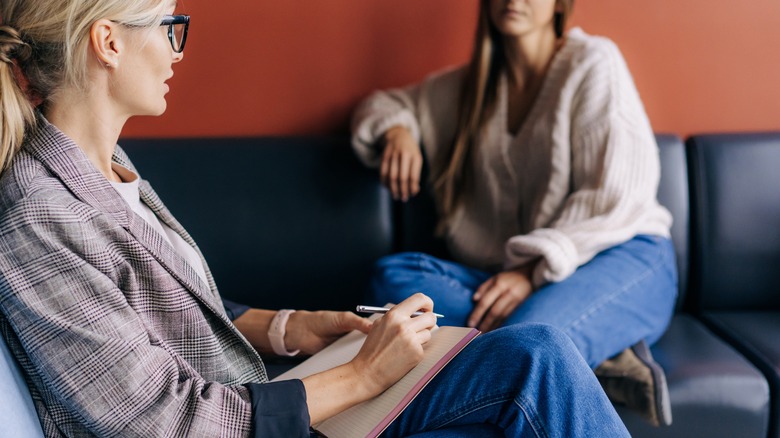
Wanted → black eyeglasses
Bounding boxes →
[161,15,189,53]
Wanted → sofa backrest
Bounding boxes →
[121,137,393,312]
[655,134,691,311]
[687,133,780,311]
[0,331,44,437]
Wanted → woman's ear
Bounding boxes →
[90,19,121,69]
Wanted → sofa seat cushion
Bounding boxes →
[0,333,44,437]
[616,314,769,438]
[702,311,780,438]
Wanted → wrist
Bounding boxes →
[514,261,539,289]
[346,359,383,399]
[384,125,409,142]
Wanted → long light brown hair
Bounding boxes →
[431,0,574,233]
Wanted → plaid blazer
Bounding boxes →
[0,117,268,437]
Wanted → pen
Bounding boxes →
[356,305,444,318]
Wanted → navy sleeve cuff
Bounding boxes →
[247,380,310,438]
[222,298,251,321]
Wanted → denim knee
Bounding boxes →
[369,252,427,303]
[485,323,581,365]
[373,251,446,278]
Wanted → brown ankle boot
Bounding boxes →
[594,340,672,427]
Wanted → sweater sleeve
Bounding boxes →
[350,66,466,169]
[350,83,423,168]
[505,38,671,287]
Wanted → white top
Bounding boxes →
[352,28,672,287]
[110,163,210,285]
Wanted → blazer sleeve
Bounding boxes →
[0,198,309,437]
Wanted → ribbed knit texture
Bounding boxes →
[352,28,672,287]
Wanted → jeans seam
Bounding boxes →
[423,392,549,438]
[515,394,550,438]
[563,240,670,336]
[424,392,508,430]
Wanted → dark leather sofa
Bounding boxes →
[1,134,777,437]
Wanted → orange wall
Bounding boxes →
[123,0,780,139]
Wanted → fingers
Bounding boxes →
[353,294,436,392]
[380,146,401,199]
[342,311,373,334]
[473,276,495,301]
[478,295,512,332]
[409,153,422,197]
[393,292,434,317]
[399,151,411,201]
[388,151,401,199]
[397,150,423,201]
[380,294,437,333]
[379,127,423,201]
[415,324,433,345]
[468,280,500,328]
[468,276,497,327]
[471,271,533,331]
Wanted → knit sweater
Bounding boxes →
[351,28,672,287]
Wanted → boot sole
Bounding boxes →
[631,340,673,426]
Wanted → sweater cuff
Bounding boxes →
[373,110,421,145]
[222,298,251,321]
[247,380,310,438]
[352,110,421,168]
[505,229,578,287]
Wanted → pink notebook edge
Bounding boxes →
[367,327,481,438]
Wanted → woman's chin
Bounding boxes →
[144,102,168,117]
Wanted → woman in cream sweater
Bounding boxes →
[352,0,677,427]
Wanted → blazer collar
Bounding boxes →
[24,116,226,317]
[24,115,131,226]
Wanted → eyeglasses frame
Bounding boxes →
[161,14,189,54]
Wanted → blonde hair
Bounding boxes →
[0,0,171,174]
[431,0,574,233]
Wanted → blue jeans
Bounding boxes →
[387,324,630,437]
[370,235,677,368]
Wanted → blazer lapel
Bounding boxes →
[25,117,225,318]
[124,204,226,317]
[111,145,228,316]
[111,147,228,319]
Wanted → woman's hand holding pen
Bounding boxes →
[301,294,437,424]
[380,125,423,202]
[350,293,437,398]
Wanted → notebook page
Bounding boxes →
[271,328,366,382]
[315,326,478,438]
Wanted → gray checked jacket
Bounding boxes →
[0,117,307,437]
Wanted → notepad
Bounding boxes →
[272,324,479,438]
